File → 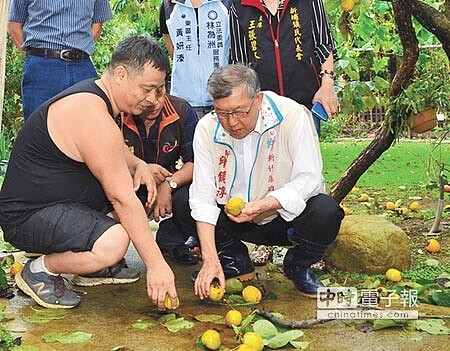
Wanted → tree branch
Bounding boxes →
[399,0,450,59]
[254,309,334,328]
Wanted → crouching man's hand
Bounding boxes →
[146,260,178,310]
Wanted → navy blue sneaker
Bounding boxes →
[16,261,81,309]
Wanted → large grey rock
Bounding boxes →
[324,215,411,274]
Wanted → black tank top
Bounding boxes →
[0,78,115,227]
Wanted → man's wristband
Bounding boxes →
[319,70,336,81]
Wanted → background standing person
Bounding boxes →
[229,0,340,264]
[7,0,112,120]
[0,35,179,310]
[188,64,343,298]
[159,0,231,118]
[122,92,200,266]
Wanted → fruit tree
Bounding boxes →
[330,0,450,203]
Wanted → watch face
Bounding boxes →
[168,179,177,189]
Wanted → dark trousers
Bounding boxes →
[155,185,194,253]
[174,193,344,266]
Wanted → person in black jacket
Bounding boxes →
[122,91,200,265]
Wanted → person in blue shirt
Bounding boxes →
[159,0,231,118]
[8,0,112,120]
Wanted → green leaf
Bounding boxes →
[399,331,423,341]
[267,330,304,348]
[414,319,450,335]
[193,314,225,324]
[27,308,67,324]
[253,319,278,339]
[42,331,92,344]
[162,317,194,333]
[157,313,177,324]
[372,319,407,330]
[431,292,450,307]
[132,319,155,330]
[290,340,310,349]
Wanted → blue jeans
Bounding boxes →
[313,115,321,136]
[22,55,98,120]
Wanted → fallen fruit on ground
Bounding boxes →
[225,197,245,216]
[10,262,23,276]
[209,282,225,301]
[164,295,179,310]
[400,207,410,215]
[425,239,441,253]
[237,344,258,351]
[243,332,264,351]
[225,309,242,327]
[409,201,421,211]
[357,193,369,202]
[340,204,351,215]
[242,285,262,303]
[385,268,402,282]
[201,329,221,350]
[225,278,243,294]
[385,202,395,211]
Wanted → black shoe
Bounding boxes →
[72,259,140,287]
[170,245,200,265]
[285,266,323,298]
[218,247,255,281]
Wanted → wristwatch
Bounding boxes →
[166,177,178,191]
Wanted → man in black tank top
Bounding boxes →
[0,36,180,310]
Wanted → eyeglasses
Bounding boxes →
[211,98,256,120]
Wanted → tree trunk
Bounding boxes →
[402,0,450,59]
[0,0,10,132]
[330,0,419,203]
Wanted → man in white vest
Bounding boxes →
[188,64,344,299]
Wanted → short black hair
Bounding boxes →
[109,35,169,74]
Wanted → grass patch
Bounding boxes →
[321,139,450,192]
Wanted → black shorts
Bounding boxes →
[2,203,119,254]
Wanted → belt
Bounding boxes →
[26,47,90,61]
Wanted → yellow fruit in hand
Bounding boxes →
[209,282,225,301]
[385,202,395,211]
[10,262,23,276]
[357,193,369,202]
[225,309,243,326]
[225,197,245,216]
[409,201,421,211]
[385,268,402,282]
[237,344,258,351]
[201,329,221,350]
[242,285,262,303]
[164,295,180,310]
[341,0,356,12]
[425,239,441,253]
[243,332,264,351]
